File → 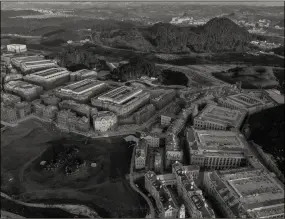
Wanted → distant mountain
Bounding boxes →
[143,17,251,53]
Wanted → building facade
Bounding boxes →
[93,111,117,132]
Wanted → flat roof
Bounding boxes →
[5,80,40,90]
[11,55,43,62]
[60,79,104,94]
[189,128,248,152]
[32,68,67,77]
[195,104,246,128]
[220,93,264,109]
[215,168,285,217]
[23,59,55,66]
[98,86,142,105]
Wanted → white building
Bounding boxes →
[93,111,117,132]
[7,44,27,53]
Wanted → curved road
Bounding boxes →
[129,145,156,218]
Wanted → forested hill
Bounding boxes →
[48,17,252,54]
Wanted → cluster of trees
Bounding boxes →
[112,56,157,81]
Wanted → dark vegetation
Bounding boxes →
[111,56,157,81]
[159,70,188,86]
[212,66,280,89]
[248,105,284,173]
[270,46,285,56]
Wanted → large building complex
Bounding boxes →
[70,69,97,81]
[11,55,44,68]
[56,79,107,103]
[7,44,27,53]
[203,168,285,218]
[20,59,58,73]
[23,68,70,90]
[133,104,155,124]
[4,80,43,101]
[186,128,249,169]
[193,104,246,131]
[217,93,275,114]
[91,86,150,117]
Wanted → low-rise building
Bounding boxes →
[20,59,58,73]
[7,44,27,53]
[4,80,43,101]
[133,104,155,124]
[70,69,97,81]
[10,55,44,68]
[92,86,150,117]
[143,133,160,148]
[203,168,284,218]
[193,104,246,131]
[56,79,107,103]
[150,89,176,110]
[217,93,274,114]
[186,128,248,170]
[93,111,117,132]
[59,99,92,118]
[23,68,70,90]
[32,99,59,120]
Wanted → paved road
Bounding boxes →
[129,145,156,218]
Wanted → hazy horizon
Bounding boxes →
[1,1,284,7]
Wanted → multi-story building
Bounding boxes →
[156,173,177,186]
[217,93,274,114]
[154,151,162,173]
[172,162,215,218]
[203,168,284,218]
[4,80,43,101]
[70,69,97,81]
[20,59,58,73]
[1,103,18,122]
[150,89,176,110]
[32,99,58,120]
[133,104,155,124]
[56,79,107,103]
[15,101,31,119]
[1,92,21,105]
[92,86,150,117]
[59,100,92,118]
[56,109,90,132]
[93,111,117,132]
[143,133,160,148]
[135,145,146,170]
[193,104,246,131]
[145,171,179,218]
[7,44,27,53]
[57,109,76,129]
[186,127,248,170]
[40,92,62,106]
[172,161,200,181]
[23,68,70,90]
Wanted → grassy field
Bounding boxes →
[1,119,147,218]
